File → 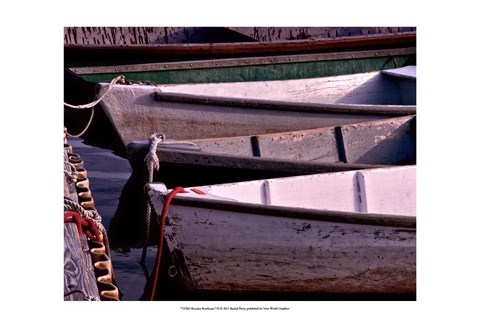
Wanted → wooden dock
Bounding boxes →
[64,133,120,301]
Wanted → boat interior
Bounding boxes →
[158,165,416,216]
[156,66,416,106]
[185,115,416,165]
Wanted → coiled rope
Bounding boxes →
[64,211,102,242]
[64,196,112,257]
[64,196,102,222]
[64,75,126,138]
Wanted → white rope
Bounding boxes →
[143,133,200,180]
[64,75,125,138]
[64,197,102,222]
[65,108,95,138]
[145,133,165,177]
[140,133,200,265]
[64,75,126,109]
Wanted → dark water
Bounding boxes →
[67,137,156,300]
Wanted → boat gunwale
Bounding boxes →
[70,47,416,75]
[129,143,388,172]
[65,32,416,54]
[145,183,416,228]
[150,91,416,115]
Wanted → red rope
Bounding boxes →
[150,187,186,301]
[64,211,102,242]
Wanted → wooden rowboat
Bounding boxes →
[107,116,415,248]
[65,27,415,84]
[95,69,416,153]
[145,165,416,299]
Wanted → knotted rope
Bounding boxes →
[143,133,199,179]
[141,133,165,265]
[64,75,126,138]
[145,133,165,182]
[140,133,199,265]
[64,211,102,242]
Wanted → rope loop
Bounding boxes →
[64,75,126,110]
[64,75,126,138]
[64,211,102,242]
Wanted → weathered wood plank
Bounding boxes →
[64,27,242,45]
[340,115,416,164]
[192,135,254,157]
[64,27,416,49]
[156,203,415,294]
[254,127,339,162]
[157,70,405,105]
[227,27,415,42]
[184,116,415,165]
[64,223,100,301]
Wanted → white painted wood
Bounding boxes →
[170,166,416,216]
[358,167,416,216]
[263,172,359,212]
[156,70,413,105]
